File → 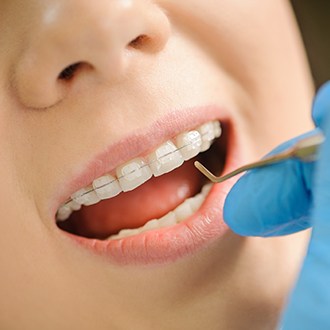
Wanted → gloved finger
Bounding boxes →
[280,93,330,329]
[224,82,330,238]
[312,81,330,129]
[223,130,317,237]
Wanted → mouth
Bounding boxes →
[54,106,240,265]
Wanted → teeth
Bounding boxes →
[158,211,177,227]
[82,190,101,206]
[176,130,202,161]
[71,188,89,205]
[148,141,184,177]
[141,219,159,232]
[56,200,82,222]
[71,187,100,206]
[57,121,221,221]
[198,122,216,152]
[110,228,140,240]
[117,158,152,192]
[202,183,212,195]
[68,200,82,211]
[93,175,122,199]
[189,194,204,212]
[56,204,72,221]
[139,212,177,233]
[213,121,222,138]
[108,183,213,240]
[174,201,193,221]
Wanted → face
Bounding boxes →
[0,0,313,329]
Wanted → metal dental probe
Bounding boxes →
[194,132,325,183]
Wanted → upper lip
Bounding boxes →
[50,104,229,217]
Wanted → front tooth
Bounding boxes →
[149,141,184,177]
[71,187,100,206]
[93,175,121,199]
[198,122,216,151]
[176,130,202,161]
[116,158,152,192]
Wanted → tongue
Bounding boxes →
[68,159,203,238]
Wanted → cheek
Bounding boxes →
[159,0,313,146]
[160,1,291,79]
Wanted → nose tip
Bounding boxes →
[14,0,170,109]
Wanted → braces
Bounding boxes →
[63,129,220,206]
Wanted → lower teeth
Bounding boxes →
[108,183,212,240]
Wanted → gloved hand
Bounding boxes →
[224,81,330,329]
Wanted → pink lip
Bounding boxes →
[54,105,242,265]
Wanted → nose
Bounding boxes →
[14,0,170,109]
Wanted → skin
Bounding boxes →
[0,0,314,329]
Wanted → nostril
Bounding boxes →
[128,34,150,49]
[13,1,170,109]
[58,62,83,81]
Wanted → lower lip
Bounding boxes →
[60,169,240,266]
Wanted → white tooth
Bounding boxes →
[71,187,91,205]
[108,232,123,240]
[82,190,101,206]
[67,200,81,211]
[71,187,100,206]
[201,183,212,196]
[117,158,152,192]
[174,200,193,222]
[116,228,139,239]
[198,122,216,152]
[189,194,204,212]
[108,234,119,240]
[141,219,160,232]
[110,231,124,240]
[93,175,121,199]
[56,204,72,221]
[213,121,222,138]
[176,130,202,161]
[149,141,184,177]
[158,212,177,227]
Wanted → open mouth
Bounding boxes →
[56,120,228,242]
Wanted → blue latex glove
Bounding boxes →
[224,81,330,329]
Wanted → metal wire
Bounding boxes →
[64,128,219,205]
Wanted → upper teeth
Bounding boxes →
[56,121,222,221]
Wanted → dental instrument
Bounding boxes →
[194,132,325,183]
